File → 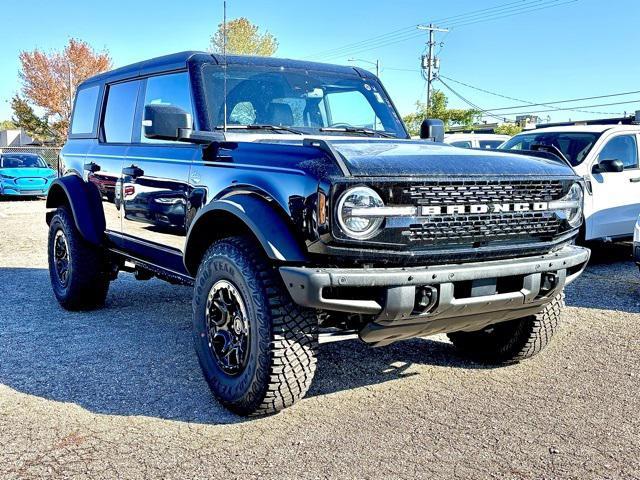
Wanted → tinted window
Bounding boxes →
[103,81,140,143]
[598,135,638,169]
[479,140,504,149]
[71,85,100,135]
[501,132,600,166]
[141,72,193,143]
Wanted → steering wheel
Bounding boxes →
[328,123,354,128]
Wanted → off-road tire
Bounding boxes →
[447,293,564,364]
[47,207,110,310]
[192,236,318,416]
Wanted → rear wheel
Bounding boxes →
[47,207,110,310]
[192,236,318,416]
[447,293,564,364]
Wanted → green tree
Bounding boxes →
[0,119,17,130]
[403,90,480,136]
[210,17,278,56]
[10,95,54,143]
[494,123,523,136]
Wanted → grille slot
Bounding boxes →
[403,180,564,205]
[398,180,568,245]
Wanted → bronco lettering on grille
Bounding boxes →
[420,202,549,216]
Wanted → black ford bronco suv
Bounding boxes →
[46,51,590,415]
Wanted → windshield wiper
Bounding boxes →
[215,124,304,135]
[319,127,397,138]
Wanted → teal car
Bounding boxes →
[0,153,57,197]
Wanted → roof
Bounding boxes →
[520,124,640,134]
[79,51,368,88]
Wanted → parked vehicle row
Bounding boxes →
[500,125,640,242]
[444,133,511,149]
[0,153,56,197]
[45,51,589,416]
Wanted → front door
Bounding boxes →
[120,72,197,274]
[589,133,640,239]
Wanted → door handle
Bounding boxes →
[630,177,640,183]
[84,162,100,173]
[122,165,144,178]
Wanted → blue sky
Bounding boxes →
[1,0,639,123]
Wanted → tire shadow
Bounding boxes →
[0,267,486,424]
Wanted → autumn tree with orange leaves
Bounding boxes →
[14,39,112,144]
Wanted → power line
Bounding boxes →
[309,0,575,61]
[438,74,634,115]
[437,76,514,122]
[439,75,639,109]
[484,99,639,116]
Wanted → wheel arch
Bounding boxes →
[184,195,308,276]
[46,176,106,246]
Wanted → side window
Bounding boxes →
[450,141,472,149]
[103,80,140,143]
[70,85,100,135]
[598,135,638,169]
[324,90,380,129]
[229,101,256,124]
[141,72,193,143]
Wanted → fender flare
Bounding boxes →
[184,195,308,275]
[46,176,106,246]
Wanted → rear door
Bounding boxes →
[589,132,640,239]
[86,79,141,242]
[120,71,197,273]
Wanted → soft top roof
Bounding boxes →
[78,51,370,88]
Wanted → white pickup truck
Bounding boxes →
[501,125,640,242]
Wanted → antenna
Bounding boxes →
[223,0,228,133]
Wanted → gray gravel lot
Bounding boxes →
[0,199,639,479]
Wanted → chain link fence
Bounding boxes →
[0,146,62,170]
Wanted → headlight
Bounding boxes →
[337,186,385,239]
[549,183,583,228]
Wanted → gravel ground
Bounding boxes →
[0,199,639,479]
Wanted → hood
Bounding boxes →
[329,139,575,177]
[0,167,56,178]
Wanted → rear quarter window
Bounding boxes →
[70,85,100,136]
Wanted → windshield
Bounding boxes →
[0,154,48,169]
[500,132,600,166]
[202,64,407,138]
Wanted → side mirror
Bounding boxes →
[593,159,624,174]
[143,104,192,141]
[420,118,445,142]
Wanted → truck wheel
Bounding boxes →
[47,207,110,310]
[447,293,564,364]
[192,236,318,416]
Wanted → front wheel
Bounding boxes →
[192,236,318,416]
[447,293,564,364]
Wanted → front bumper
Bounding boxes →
[280,244,590,345]
[0,185,50,196]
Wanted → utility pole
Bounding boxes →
[418,24,448,114]
[347,58,380,78]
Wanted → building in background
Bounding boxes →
[0,129,35,147]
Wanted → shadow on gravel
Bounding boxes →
[0,267,483,425]
[1,248,637,424]
[565,242,640,314]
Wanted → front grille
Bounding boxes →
[402,179,565,205]
[397,179,569,245]
[405,212,562,243]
